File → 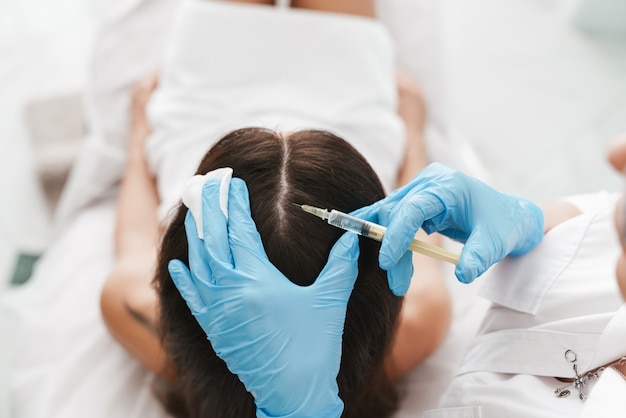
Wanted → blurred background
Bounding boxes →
[0,0,95,290]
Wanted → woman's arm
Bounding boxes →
[385,246,452,380]
[395,72,430,188]
[386,73,452,380]
[100,75,171,377]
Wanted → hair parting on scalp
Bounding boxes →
[274,131,292,234]
[152,127,403,418]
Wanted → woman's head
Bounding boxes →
[153,127,402,417]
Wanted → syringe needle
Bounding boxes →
[295,204,330,221]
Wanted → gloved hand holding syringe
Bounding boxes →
[297,204,460,265]
[352,162,545,290]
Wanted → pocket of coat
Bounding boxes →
[422,405,482,418]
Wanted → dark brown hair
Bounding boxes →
[153,127,403,417]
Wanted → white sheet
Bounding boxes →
[54,0,180,233]
[1,198,168,418]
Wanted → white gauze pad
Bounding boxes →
[181,167,233,238]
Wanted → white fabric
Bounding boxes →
[147,0,404,220]
[182,168,233,238]
[54,0,180,233]
[0,199,168,418]
[579,367,626,418]
[429,191,626,418]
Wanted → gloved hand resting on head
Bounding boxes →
[354,162,544,291]
[168,177,359,418]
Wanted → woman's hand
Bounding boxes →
[128,73,159,159]
[395,71,429,187]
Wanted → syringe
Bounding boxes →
[298,204,460,265]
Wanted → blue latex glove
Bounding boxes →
[354,162,544,289]
[168,177,360,418]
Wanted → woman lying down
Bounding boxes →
[145,121,626,418]
[97,1,452,417]
[104,74,626,418]
[3,1,454,417]
[108,76,626,418]
[99,1,625,416]
[101,82,450,418]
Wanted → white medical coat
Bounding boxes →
[425,191,626,418]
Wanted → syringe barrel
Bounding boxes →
[327,210,386,241]
[326,208,460,265]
